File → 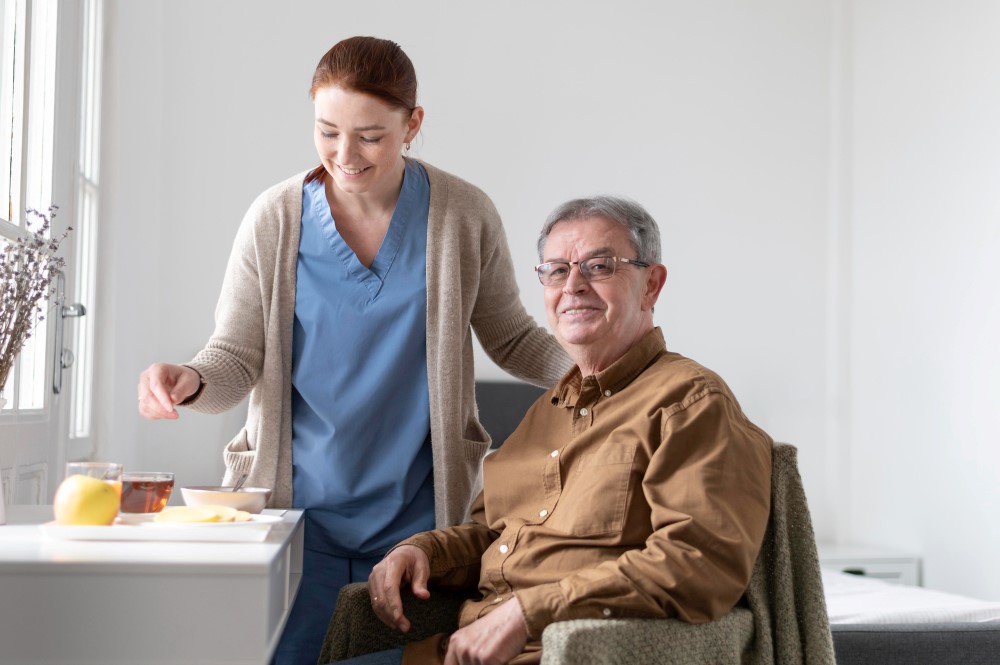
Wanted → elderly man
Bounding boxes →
[343,196,773,665]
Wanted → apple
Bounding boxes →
[53,474,120,526]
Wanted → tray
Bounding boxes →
[39,513,282,543]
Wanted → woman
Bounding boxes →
[137,36,570,664]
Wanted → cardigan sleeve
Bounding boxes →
[182,197,272,414]
[470,205,573,388]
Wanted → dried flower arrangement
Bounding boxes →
[0,206,71,396]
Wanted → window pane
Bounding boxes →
[70,0,102,438]
[1,0,26,223]
[16,292,47,409]
[1,0,80,422]
[71,184,98,436]
[24,0,55,212]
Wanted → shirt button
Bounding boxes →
[579,407,589,416]
[604,389,612,397]
[550,450,559,458]
[539,509,548,518]
[499,544,509,554]
[603,608,612,617]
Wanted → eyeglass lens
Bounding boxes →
[537,257,618,285]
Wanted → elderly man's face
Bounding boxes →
[542,216,661,373]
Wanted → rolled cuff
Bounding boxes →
[513,583,566,640]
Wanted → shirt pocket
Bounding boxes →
[547,443,637,536]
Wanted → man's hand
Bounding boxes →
[444,596,528,665]
[368,545,431,632]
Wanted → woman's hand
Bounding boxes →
[137,363,201,419]
[368,545,432,632]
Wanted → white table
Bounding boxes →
[0,505,304,665]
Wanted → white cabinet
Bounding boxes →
[0,506,304,665]
[817,542,922,586]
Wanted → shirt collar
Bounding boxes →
[552,327,667,408]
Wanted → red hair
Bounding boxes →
[306,36,418,184]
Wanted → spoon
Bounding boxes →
[230,473,249,492]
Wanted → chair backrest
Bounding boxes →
[745,442,836,664]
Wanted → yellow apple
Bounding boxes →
[53,474,120,526]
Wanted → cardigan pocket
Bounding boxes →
[222,428,257,483]
[462,418,493,465]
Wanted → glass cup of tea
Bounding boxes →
[120,472,175,514]
[65,461,124,501]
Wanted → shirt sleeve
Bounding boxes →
[514,391,772,639]
[396,491,498,590]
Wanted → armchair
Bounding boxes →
[319,443,835,664]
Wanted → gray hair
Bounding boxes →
[536,196,662,264]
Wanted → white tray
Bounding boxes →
[39,513,281,543]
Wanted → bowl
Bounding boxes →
[180,486,272,514]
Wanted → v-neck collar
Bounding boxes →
[308,161,420,299]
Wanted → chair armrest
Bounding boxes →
[319,582,467,662]
[540,607,754,665]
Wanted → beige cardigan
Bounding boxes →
[185,161,571,528]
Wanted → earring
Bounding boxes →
[404,142,412,152]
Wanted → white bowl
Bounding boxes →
[180,486,272,514]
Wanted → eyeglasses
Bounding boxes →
[534,256,650,287]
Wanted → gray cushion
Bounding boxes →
[540,609,754,664]
[475,381,545,448]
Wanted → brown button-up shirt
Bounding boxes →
[401,328,772,664]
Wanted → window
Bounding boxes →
[1,0,101,426]
[1,0,58,410]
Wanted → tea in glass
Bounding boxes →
[120,472,175,513]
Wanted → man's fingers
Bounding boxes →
[380,557,410,631]
[368,546,432,633]
[444,597,527,665]
[411,555,431,599]
[369,555,410,632]
[442,642,458,665]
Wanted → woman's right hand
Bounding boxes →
[137,363,201,420]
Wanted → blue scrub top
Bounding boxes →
[291,160,435,557]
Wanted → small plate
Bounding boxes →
[40,514,281,542]
[119,513,282,527]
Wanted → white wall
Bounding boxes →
[846,0,1000,597]
[96,0,999,598]
[99,0,833,511]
